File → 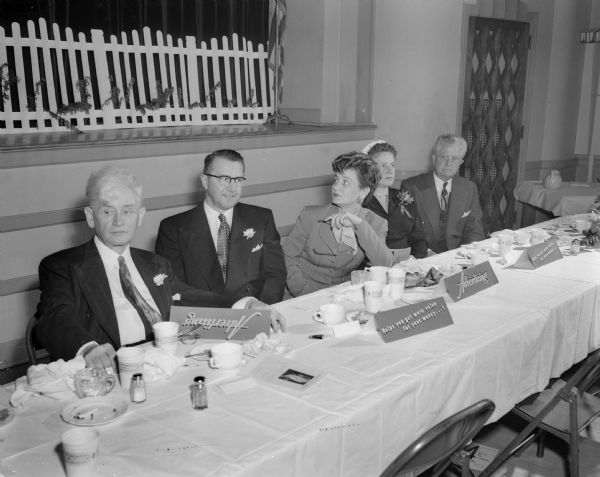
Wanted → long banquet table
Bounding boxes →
[2,215,600,476]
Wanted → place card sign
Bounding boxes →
[527,238,563,268]
[444,261,498,302]
[374,297,453,343]
[169,306,271,341]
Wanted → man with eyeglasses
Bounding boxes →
[403,134,484,253]
[156,149,287,308]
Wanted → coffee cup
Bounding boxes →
[73,367,116,398]
[497,233,513,257]
[116,347,145,389]
[209,342,243,370]
[313,303,346,326]
[61,428,99,477]
[574,219,592,233]
[514,230,530,245]
[470,250,488,266]
[364,280,384,313]
[365,266,388,285]
[387,268,406,299]
[152,321,179,355]
[530,228,548,245]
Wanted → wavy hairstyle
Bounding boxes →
[332,151,381,190]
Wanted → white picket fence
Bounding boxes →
[0,18,274,134]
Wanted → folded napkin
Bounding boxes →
[142,347,186,383]
[10,356,85,407]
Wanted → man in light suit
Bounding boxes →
[155,149,286,305]
[36,166,240,369]
[403,134,485,253]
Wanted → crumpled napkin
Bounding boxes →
[142,347,186,383]
[10,356,86,407]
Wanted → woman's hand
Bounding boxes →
[329,211,363,228]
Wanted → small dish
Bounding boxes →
[346,310,373,325]
[0,406,15,427]
[61,396,129,427]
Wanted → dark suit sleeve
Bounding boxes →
[160,257,241,308]
[462,182,486,245]
[155,218,186,282]
[35,255,98,361]
[256,210,286,304]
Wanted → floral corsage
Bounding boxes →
[397,190,414,218]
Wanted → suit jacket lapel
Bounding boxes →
[188,206,225,290]
[421,177,442,235]
[131,250,170,319]
[317,205,340,254]
[78,240,122,347]
[364,192,389,219]
[446,180,468,240]
[227,206,253,290]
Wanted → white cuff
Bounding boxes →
[232,296,258,309]
[76,341,99,357]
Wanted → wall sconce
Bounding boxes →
[580,29,600,43]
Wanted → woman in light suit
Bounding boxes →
[283,152,393,297]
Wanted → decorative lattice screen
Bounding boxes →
[461,16,529,233]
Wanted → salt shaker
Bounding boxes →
[192,376,208,410]
[130,373,146,403]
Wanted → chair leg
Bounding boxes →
[569,397,579,477]
[536,429,545,458]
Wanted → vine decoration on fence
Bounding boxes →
[1,64,257,132]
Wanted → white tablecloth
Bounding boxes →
[514,180,600,216]
[2,216,600,477]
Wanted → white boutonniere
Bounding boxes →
[172,293,181,302]
[396,190,414,218]
[153,273,167,286]
[461,210,471,219]
[243,228,256,239]
[251,243,263,253]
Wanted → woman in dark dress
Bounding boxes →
[362,141,428,259]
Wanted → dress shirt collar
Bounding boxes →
[94,235,132,267]
[433,173,453,199]
[203,201,234,225]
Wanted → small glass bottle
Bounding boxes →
[130,373,146,403]
[192,376,208,410]
[571,239,580,256]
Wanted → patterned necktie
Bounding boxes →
[217,214,230,281]
[118,256,162,327]
[440,182,449,211]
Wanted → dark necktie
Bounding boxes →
[440,182,449,211]
[217,214,230,281]
[118,256,163,330]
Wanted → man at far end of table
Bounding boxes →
[403,134,485,253]
[35,165,284,369]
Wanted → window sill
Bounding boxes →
[0,122,377,168]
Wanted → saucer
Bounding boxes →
[61,396,129,426]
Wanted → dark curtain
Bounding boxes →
[0,0,269,46]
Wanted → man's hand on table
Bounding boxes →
[83,343,116,369]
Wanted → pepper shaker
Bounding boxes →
[192,376,208,410]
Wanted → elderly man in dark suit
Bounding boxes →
[155,149,286,304]
[403,134,485,253]
[35,166,251,369]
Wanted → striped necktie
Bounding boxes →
[217,214,230,281]
[118,256,162,328]
[440,181,449,211]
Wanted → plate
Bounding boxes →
[0,406,15,427]
[61,396,129,427]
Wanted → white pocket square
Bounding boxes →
[461,210,471,218]
[251,243,263,252]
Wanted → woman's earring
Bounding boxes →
[357,196,364,204]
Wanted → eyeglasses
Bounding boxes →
[204,173,247,186]
[436,154,463,165]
